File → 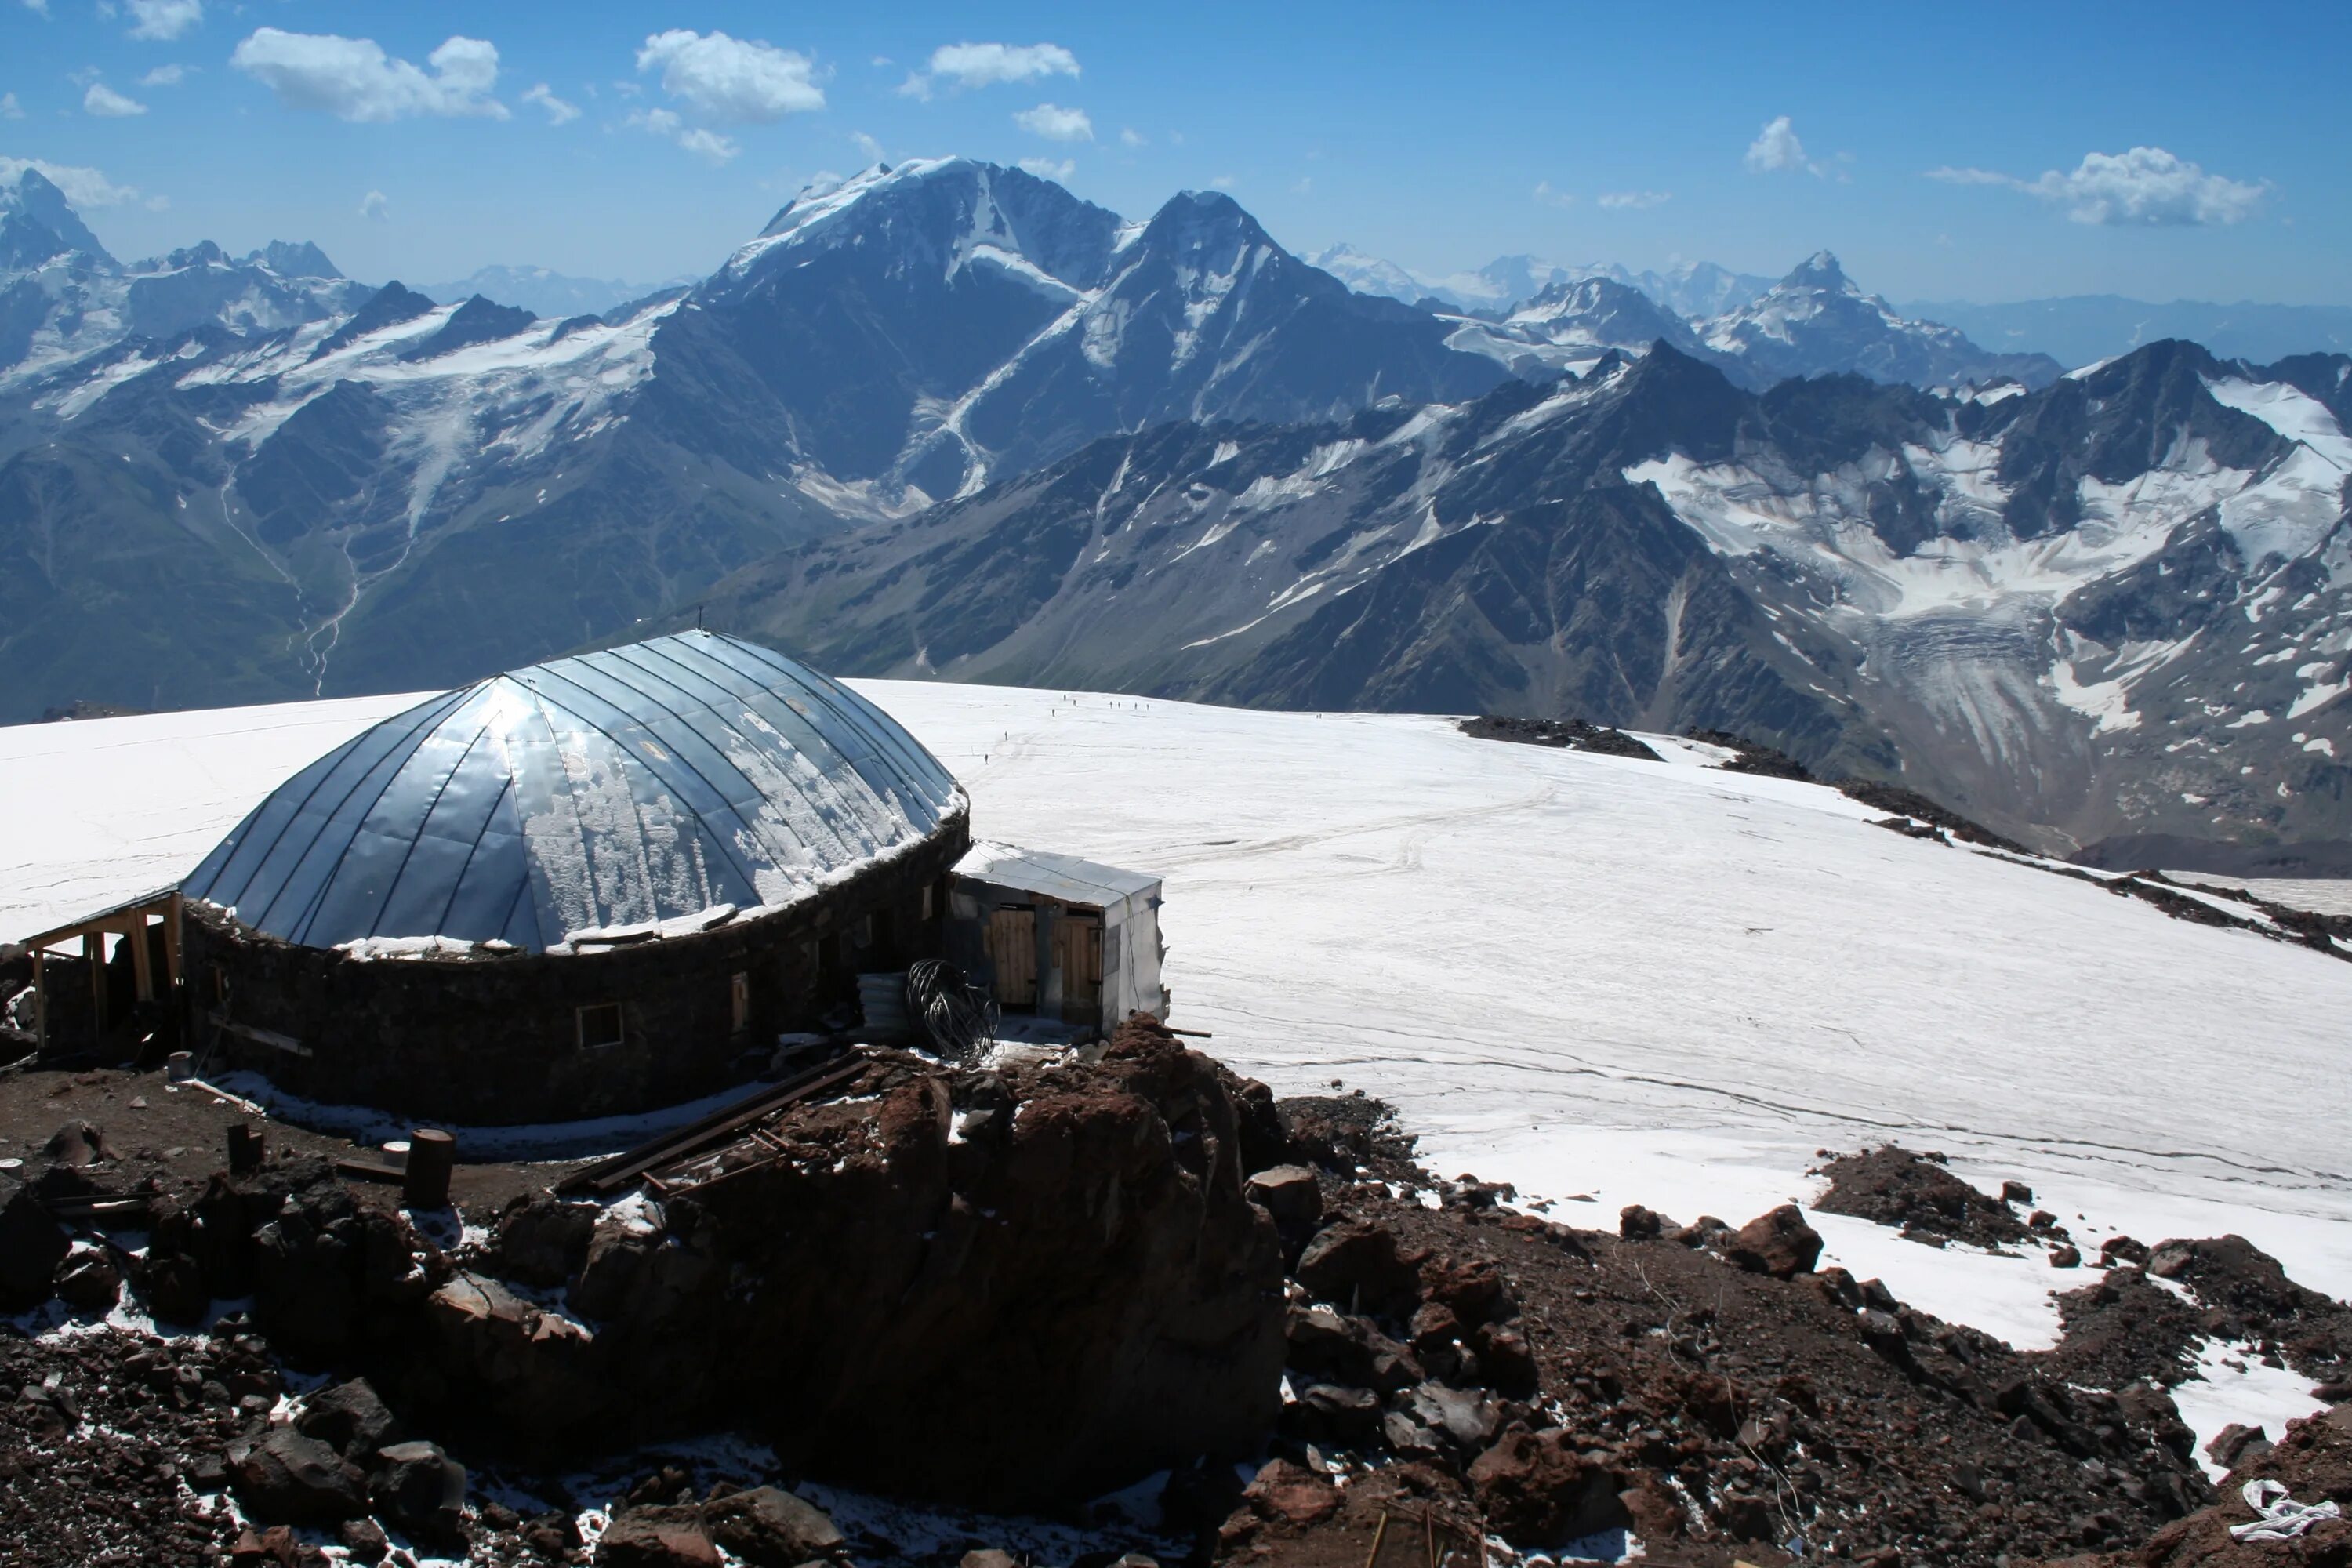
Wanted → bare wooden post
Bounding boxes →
[30,947,45,1054]
[404,1129,456,1209]
[85,931,107,1033]
[164,892,183,988]
[129,914,154,1004]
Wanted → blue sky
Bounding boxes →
[4,0,2345,303]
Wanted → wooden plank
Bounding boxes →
[128,913,154,1004]
[164,892,183,988]
[554,1054,866,1197]
[30,949,44,1054]
[85,932,106,1033]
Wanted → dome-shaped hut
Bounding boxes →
[180,632,968,1120]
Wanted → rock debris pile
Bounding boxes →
[2,1044,2348,1567]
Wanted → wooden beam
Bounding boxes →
[164,891,183,987]
[128,913,154,1004]
[30,949,45,1054]
[85,931,107,1033]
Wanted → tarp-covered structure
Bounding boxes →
[183,631,964,954]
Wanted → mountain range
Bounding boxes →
[684,336,2352,854]
[4,159,2349,858]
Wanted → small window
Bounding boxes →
[577,1002,625,1051]
[730,971,750,1031]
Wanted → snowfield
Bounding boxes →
[5,681,2349,1434]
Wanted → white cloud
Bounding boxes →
[521,82,578,125]
[0,93,21,119]
[1013,102,1091,142]
[83,82,147,117]
[1927,145,2268,227]
[1290,176,1312,195]
[905,42,1077,100]
[627,107,739,164]
[1532,180,1574,209]
[231,29,507,122]
[1744,114,1819,176]
[358,188,388,221]
[143,193,167,211]
[1018,157,1075,181]
[1119,126,1144,148]
[0,156,138,206]
[851,129,884,162]
[1210,175,1233,190]
[139,64,187,87]
[22,0,51,16]
[634,30,822,123]
[1598,189,1671,210]
[125,0,199,41]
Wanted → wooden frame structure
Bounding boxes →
[16,887,183,1054]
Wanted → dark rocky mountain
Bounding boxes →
[689,339,2352,852]
[1700,252,2063,390]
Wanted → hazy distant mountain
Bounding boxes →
[1702,252,2063,388]
[1898,296,2352,371]
[1312,245,1774,321]
[416,266,671,319]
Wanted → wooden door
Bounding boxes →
[986,908,1037,1007]
[1056,913,1103,1022]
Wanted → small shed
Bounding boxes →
[948,841,1167,1036]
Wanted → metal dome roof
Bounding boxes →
[182,632,964,953]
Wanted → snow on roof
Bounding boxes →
[180,632,964,954]
[953,840,1160,907]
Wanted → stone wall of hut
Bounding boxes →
[180,820,968,1123]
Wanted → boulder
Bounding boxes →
[53,1247,122,1311]
[0,1182,70,1309]
[1279,1381,1384,1445]
[369,1439,467,1544]
[136,1250,212,1323]
[494,1194,597,1289]
[337,1519,390,1565]
[227,1426,368,1525]
[701,1484,844,1566]
[42,1120,110,1165]
[1284,1305,1421,1392]
[597,1504,720,1567]
[1420,1255,1513,1326]
[1240,1458,1340,1527]
[424,1272,611,1436]
[1399,1381,1502,1451]
[1243,1165,1323,1229]
[962,1553,1020,1568]
[1468,1425,1632,1547]
[296,1378,402,1461]
[2205,1422,2272,1470]
[2051,1244,2083,1268]
[1728,1204,1824,1279]
[1618,1204,1669,1240]
[1294,1219,1424,1313]
[2002,1180,2034,1204]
